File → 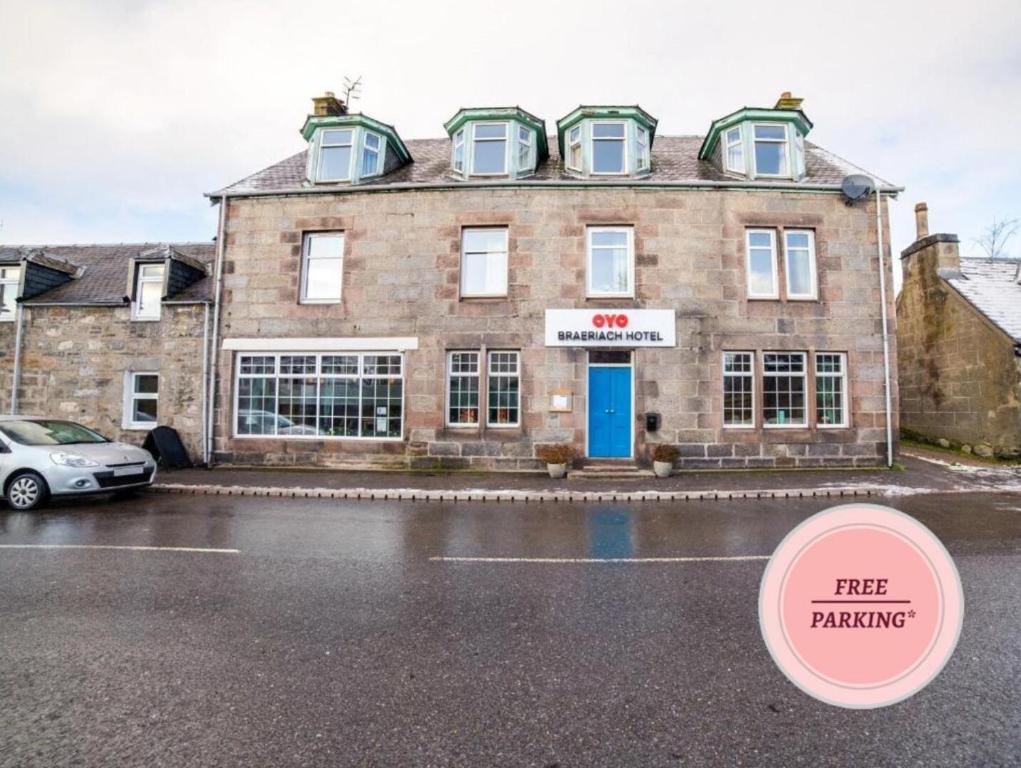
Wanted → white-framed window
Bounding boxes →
[724,126,745,174]
[487,351,520,427]
[318,128,354,182]
[567,125,583,172]
[723,352,755,428]
[447,351,481,426]
[746,229,778,299]
[124,372,159,429]
[460,228,508,298]
[132,262,165,321]
[816,352,849,428]
[0,266,21,321]
[752,123,790,177]
[784,229,818,300]
[591,121,627,174]
[452,128,466,174]
[763,352,807,427]
[587,226,634,297]
[301,232,344,303]
[235,353,403,439]
[517,125,533,171]
[636,126,650,172]
[471,122,508,175]
[362,131,382,177]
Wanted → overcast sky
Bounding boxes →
[2,0,1019,283]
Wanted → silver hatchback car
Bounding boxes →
[0,417,157,511]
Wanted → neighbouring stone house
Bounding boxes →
[897,204,1021,458]
[0,243,214,459]
[204,91,901,470]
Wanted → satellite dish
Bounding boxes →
[841,174,875,204]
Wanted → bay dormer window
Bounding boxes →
[699,94,812,181]
[0,266,21,321]
[301,99,411,186]
[556,106,657,179]
[132,262,165,321]
[444,107,548,179]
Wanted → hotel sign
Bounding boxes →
[544,309,676,347]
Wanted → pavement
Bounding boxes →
[0,485,1019,767]
[153,450,1021,502]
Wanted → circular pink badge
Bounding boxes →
[759,503,963,708]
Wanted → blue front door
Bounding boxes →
[588,366,632,458]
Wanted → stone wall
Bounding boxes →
[213,186,897,469]
[897,236,1021,457]
[1,304,209,460]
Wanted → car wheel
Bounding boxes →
[6,471,50,511]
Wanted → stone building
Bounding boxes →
[205,91,900,470]
[0,243,214,459]
[897,204,1021,458]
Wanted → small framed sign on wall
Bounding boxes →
[549,388,572,413]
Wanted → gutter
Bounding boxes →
[206,178,904,201]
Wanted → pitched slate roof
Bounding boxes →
[212,136,895,197]
[0,242,215,305]
[944,259,1021,342]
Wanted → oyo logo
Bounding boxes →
[592,313,629,329]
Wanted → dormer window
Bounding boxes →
[301,101,411,186]
[724,126,745,174]
[319,129,354,181]
[556,106,657,179]
[132,263,165,321]
[471,123,508,175]
[753,124,790,177]
[0,266,21,321]
[444,107,548,179]
[699,95,812,181]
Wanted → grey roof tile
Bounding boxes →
[0,243,216,305]
[213,136,893,196]
[946,258,1021,342]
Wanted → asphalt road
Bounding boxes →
[0,491,1019,767]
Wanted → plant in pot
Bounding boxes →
[651,444,679,478]
[536,444,576,479]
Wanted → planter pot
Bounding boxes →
[653,461,673,478]
[547,463,568,479]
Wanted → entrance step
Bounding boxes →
[568,463,654,480]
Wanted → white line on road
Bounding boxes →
[0,544,240,554]
[430,555,769,564]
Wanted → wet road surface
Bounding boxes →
[0,491,1019,767]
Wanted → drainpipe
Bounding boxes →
[200,302,210,465]
[873,180,894,468]
[9,303,24,414]
[205,197,228,467]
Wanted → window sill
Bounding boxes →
[746,296,781,302]
[299,299,342,305]
[786,295,819,302]
[585,294,636,301]
[123,425,156,431]
[130,317,161,323]
[460,295,508,301]
[817,424,850,430]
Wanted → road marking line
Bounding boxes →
[430,555,769,564]
[0,545,239,554]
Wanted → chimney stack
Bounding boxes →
[774,91,804,110]
[312,91,347,117]
[914,202,929,241]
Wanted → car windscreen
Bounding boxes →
[0,420,110,446]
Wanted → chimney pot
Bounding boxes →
[914,202,929,240]
[312,92,347,117]
[774,91,804,110]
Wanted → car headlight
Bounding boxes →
[50,452,100,468]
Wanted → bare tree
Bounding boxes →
[973,217,1019,259]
